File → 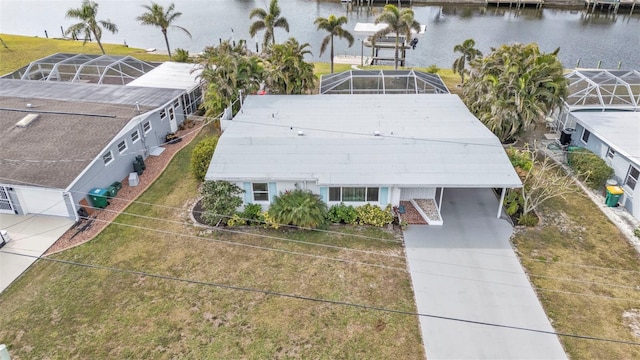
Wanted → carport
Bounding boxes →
[0,214,74,293]
[404,188,566,359]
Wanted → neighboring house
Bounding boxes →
[0,54,204,220]
[554,69,640,220]
[205,94,521,224]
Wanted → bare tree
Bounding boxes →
[507,144,583,218]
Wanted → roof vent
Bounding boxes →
[26,103,34,108]
[373,130,381,136]
[297,130,304,136]
[15,113,40,128]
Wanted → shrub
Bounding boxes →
[268,190,328,229]
[240,203,263,225]
[190,137,219,182]
[634,227,640,239]
[201,181,243,226]
[568,148,614,189]
[355,204,394,227]
[327,203,358,224]
[517,213,539,227]
[506,147,533,172]
[425,64,440,73]
[227,214,246,227]
[258,211,280,229]
[503,190,523,216]
[173,48,190,63]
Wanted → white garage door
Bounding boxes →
[16,187,70,217]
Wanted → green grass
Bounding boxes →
[0,124,423,359]
[513,192,640,359]
[0,34,169,75]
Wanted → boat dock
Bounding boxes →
[584,0,638,13]
[485,0,545,8]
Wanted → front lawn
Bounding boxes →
[513,192,640,359]
[0,125,423,359]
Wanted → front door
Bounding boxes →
[168,106,177,132]
[0,186,15,214]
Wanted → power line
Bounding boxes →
[11,213,634,303]
[2,249,639,347]
[3,182,638,294]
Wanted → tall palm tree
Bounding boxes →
[265,38,315,95]
[64,0,117,55]
[315,14,354,74]
[249,0,289,51]
[463,43,567,142]
[452,38,482,84]
[373,4,420,70]
[137,2,191,60]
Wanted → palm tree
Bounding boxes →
[373,4,420,70]
[137,2,191,60]
[197,41,264,117]
[265,38,315,95]
[64,0,117,55]
[268,190,327,229]
[315,15,354,74]
[462,43,567,142]
[452,38,482,84]
[249,0,289,51]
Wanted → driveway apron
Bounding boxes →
[404,188,566,359]
[0,214,74,293]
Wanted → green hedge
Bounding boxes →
[567,147,614,189]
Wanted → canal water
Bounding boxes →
[1,0,638,69]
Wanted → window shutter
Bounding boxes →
[379,187,389,206]
[269,182,277,203]
[243,182,252,204]
[319,187,328,203]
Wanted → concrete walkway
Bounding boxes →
[0,214,74,293]
[404,188,566,359]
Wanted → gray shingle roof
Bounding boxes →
[0,96,145,188]
[207,95,522,188]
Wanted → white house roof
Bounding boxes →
[127,62,203,91]
[206,95,521,188]
[573,111,640,166]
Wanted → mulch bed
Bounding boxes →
[44,127,200,256]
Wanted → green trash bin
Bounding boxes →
[88,188,109,209]
[106,185,117,198]
[605,186,624,207]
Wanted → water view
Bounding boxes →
[1,0,638,69]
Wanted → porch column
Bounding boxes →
[438,187,444,211]
[497,187,506,218]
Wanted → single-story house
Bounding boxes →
[205,94,522,224]
[0,55,204,220]
[552,69,639,220]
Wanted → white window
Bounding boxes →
[117,140,127,154]
[328,187,379,202]
[131,130,140,143]
[173,99,180,108]
[168,107,175,121]
[143,121,151,133]
[625,166,639,191]
[160,109,166,119]
[581,129,591,143]
[103,151,113,166]
[606,147,615,159]
[252,183,269,202]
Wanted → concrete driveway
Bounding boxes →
[0,214,74,293]
[404,188,566,359]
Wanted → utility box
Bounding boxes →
[129,172,140,187]
[88,187,109,209]
[605,186,624,207]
